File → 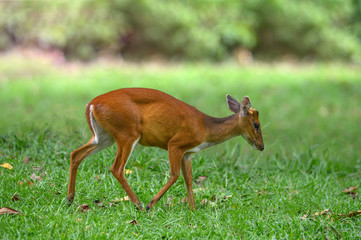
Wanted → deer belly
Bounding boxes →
[186,142,214,153]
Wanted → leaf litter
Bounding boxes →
[0,163,13,170]
[0,207,23,215]
[301,209,361,221]
[12,194,20,201]
[344,186,358,199]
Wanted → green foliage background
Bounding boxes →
[1,0,361,61]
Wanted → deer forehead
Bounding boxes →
[248,108,259,119]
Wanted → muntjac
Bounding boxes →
[67,88,264,210]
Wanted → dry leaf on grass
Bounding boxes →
[125,169,133,174]
[195,176,208,186]
[301,209,331,220]
[128,220,140,225]
[1,163,13,170]
[24,156,30,164]
[120,196,130,201]
[94,200,104,207]
[344,186,358,199]
[301,209,361,221]
[77,204,90,213]
[337,210,361,219]
[108,196,129,206]
[30,173,42,181]
[0,207,23,215]
[12,194,20,201]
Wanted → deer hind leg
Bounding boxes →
[146,146,184,210]
[181,154,196,210]
[68,105,114,204]
[110,136,143,210]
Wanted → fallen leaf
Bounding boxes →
[0,207,23,215]
[301,209,331,220]
[337,210,361,219]
[30,173,42,181]
[314,209,330,216]
[24,156,30,164]
[27,181,34,186]
[77,204,90,213]
[195,176,208,186]
[120,196,130,201]
[344,186,358,199]
[128,220,140,225]
[94,200,104,207]
[222,195,233,201]
[1,163,13,170]
[301,210,310,220]
[125,169,133,174]
[12,194,20,201]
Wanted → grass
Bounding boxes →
[1,55,361,239]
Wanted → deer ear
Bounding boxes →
[240,96,251,117]
[226,94,240,113]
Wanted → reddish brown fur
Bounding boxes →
[67,88,264,210]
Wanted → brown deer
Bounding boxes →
[67,88,264,210]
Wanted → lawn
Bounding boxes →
[1,56,361,239]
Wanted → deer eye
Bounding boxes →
[253,123,259,129]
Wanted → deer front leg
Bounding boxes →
[181,154,196,210]
[146,146,183,210]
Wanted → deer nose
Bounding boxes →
[259,144,264,151]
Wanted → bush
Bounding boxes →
[0,0,360,61]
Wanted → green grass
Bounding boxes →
[1,58,361,239]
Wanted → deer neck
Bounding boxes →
[203,113,241,144]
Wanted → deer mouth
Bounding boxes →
[253,140,264,151]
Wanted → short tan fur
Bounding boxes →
[68,88,264,210]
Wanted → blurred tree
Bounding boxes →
[0,0,360,62]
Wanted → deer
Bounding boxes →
[67,88,264,210]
